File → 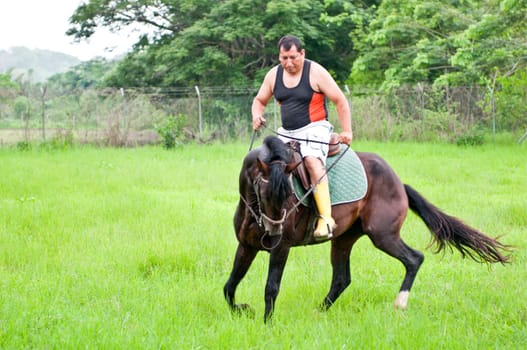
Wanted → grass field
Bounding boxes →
[0,140,526,349]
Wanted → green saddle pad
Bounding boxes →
[293,145,368,206]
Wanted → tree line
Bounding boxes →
[1,0,526,144]
[65,0,525,90]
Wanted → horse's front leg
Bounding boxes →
[224,243,259,317]
[264,244,291,323]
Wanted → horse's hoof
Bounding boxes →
[318,297,333,311]
[234,303,255,318]
[393,291,409,310]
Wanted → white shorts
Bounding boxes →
[277,121,333,165]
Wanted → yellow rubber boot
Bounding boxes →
[313,181,336,240]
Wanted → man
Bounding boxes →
[252,35,353,240]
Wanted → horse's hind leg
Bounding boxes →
[369,231,424,309]
[320,234,359,311]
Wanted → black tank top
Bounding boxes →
[273,59,328,130]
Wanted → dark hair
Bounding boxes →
[277,35,303,52]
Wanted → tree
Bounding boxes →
[67,0,218,87]
[0,72,19,120]
[47,58,116,91]
[0,72,18,89]
[446,0,527,85]
[350,0,477,89]
[68,0,366,87]
[67,0,211,42]
[349,0,527,91]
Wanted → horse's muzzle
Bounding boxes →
[260,209,287,236]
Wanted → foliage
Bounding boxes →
[349,0,527,91]
[155,113,187,148]
[12,95,34,135]
[447,0,527,86]
[56,1,526,131]
[493,69,527,131]
[350,0,474,88]
[0,73,19,120]
[0,72,18,89]
[15,140,31,151]
[68,0,364,87]
[102,51,154,87]
[455,127,485,146]
[50,129,75,149]
[0,83,523,145]
[350,90,470,142]
[46,58,117,91]
[200,93,254,141]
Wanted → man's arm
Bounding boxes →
[313,63,353,144]
[251,67,277,130]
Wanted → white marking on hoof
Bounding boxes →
[394,291,409,310]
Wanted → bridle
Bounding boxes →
[243,128,350,249]
[240,173,289,233]
[240,163,313,250]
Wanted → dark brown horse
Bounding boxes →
[224,135,510,322]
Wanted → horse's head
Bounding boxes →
[252,136,301,236]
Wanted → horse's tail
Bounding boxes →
[404,184,511,264]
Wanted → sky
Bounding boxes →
[0,0,143,61]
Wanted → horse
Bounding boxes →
[223,135,511,323]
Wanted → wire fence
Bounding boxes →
[0,84,525,146]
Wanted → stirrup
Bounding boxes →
[313,215,336,241]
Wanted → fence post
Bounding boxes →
[518,130,527,144]
[417,83,425,142]
[195,85,203,140]
[40,86,47,141]
[490,70,500,141]
[120,88,127,130]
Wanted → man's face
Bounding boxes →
[279,46,304,74]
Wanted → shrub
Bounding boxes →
[16,140,31,151]
[455,127,485,146]
[155,114,187,149]
[47,129,75,150]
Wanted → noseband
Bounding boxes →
[261,208,287,234]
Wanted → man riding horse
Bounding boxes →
[251,35,353,240]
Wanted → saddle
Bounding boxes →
[288,133,341,190]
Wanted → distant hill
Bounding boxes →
[0,47,81,82]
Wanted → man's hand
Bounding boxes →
[338,131,353,145]
[252,115,266,130]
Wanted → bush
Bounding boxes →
[16,140,31,151]
[455,128,485,146]
[155,114,187,149]
[45,129,75,150]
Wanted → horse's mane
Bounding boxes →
[261,136,293,204]
[262,136,289,163]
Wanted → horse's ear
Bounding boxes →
[285,160,302,174]
[256,158,270,177]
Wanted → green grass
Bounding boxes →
[0,141,526,349]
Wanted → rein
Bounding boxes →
[281,143,350,219]
[248,123,340,152]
